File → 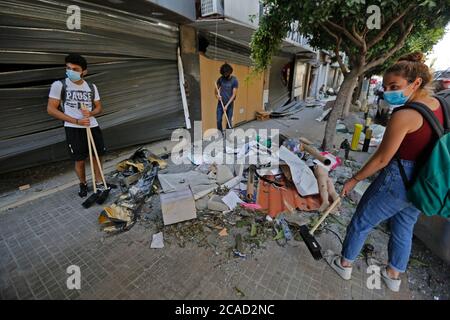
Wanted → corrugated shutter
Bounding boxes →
[268,56,292,109]
[0,0,184,172]
[202,32,253,66]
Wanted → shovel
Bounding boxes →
[299,197,341,260]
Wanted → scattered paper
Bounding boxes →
[257,166,281,176]
[151,232,164,249]
[219,228,228,237]
[222,191,244,210]
[279,146,319,196]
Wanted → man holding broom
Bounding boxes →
[215,63,238,134]
[47,53,106,198]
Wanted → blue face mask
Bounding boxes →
[66,69,82,82]
[383,83,413,106]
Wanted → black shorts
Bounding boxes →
[65,126,106,161]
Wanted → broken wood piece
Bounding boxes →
[299,137,314,145]
[256,111,271,121]
[301,143,331,166]
[219,228,228,237]
[246,165,256,201]
[19,184,31,191]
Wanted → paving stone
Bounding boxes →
[0,180,418,301]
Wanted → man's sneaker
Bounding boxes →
[78,183,88,198]
[381,267,401,292]
[324,250,353,280]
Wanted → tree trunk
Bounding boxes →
[352,75,364,105]
[322,71,359,150]
[342,76,358,118]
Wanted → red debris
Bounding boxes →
[256,175,322,218]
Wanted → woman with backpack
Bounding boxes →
[326,52,448,292]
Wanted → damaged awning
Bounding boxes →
[0,0,185,173]
[193,19,254,66]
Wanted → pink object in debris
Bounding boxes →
[319,152,342,171]
[240,203,263,210]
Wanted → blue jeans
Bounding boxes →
[217,103,233,132]
[341,159,421,273]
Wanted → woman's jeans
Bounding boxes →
[341,159,421,273]
[217,103,234,132]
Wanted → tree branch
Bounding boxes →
[352,23,367,53]
[363,23,414,73]
[367,5,415,49]
[325,20,364,48]
[321,24,349,74]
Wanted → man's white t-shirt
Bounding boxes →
[49,78,100,128]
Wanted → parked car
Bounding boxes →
[433,68,450,93]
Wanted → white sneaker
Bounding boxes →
[325,250,352,280]
[381,267,401,292]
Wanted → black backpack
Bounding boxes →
[58,79,96,112]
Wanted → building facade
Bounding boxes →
[0,0,335,172]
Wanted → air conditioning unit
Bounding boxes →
[201,0,224,17]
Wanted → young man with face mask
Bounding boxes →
[47,54,106,198]
[215,63,239,133]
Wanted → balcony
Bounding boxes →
[194,0,314,55]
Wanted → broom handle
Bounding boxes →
[214,82,232,129]
[310,197,341,235]
[87,127,96,193]
[87,128,108,188]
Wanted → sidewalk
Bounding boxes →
[0,105,448,300]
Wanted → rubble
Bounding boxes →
[216,165,234,184]
[160,188,197,225]
[97,133,364,266]
[330,165,354,184]
[150,232,164,249]
[348,180,371,203]
[99,162,159,233]
[208,195,229,212]
[195,196,209,210]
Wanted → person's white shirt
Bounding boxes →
[49,78,100,128]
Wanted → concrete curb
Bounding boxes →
[0,140,176,213]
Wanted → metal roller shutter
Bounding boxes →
[268,56,292,110]
[0,0,184,173]
[201,32,253,67]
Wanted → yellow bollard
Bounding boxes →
[351,124,363,151]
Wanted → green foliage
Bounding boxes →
[366,26,446,77]
[251,0,450,74]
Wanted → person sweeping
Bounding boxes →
[215,63,238,134]
[325,52,448,292]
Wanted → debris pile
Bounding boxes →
[94,132,364,261]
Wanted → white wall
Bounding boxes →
[224,0,260,27]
